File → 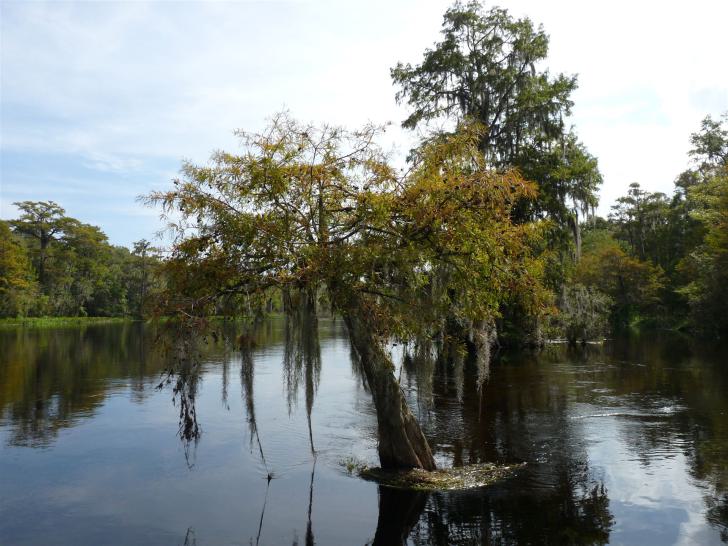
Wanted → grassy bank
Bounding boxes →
[0,313,289,329]
[0,316,138,328]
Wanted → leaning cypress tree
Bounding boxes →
[146,114,546,470]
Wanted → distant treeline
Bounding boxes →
[0,202,162,318]
[1,113,726,336]
[556,114,728,339]
[1,0,726,342]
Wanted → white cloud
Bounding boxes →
[499,0,728,210]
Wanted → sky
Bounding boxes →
[1,0,727,248]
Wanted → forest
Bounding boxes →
[2,3,726,342]
[0,202,162,319]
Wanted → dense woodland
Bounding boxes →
[560,113,728,340]
[2,2,725,342]
[0,202,162,318]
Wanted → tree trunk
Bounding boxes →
[343,307,436,471]
[570,209,582,262]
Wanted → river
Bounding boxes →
[0,319,726,545]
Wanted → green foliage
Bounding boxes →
[146,114,549,342]
[677,166,728,336]
[10,200,69,286]
[391,1,575,166]
[392,1,600,245]
[3,204,162,318]
[514,133,601,237]
[609,183,672,265]
[550,283,612,343]
[575,236,665,328]
[126,240,163,317]
[673,113,728,336]
[575,112,728,337]
[0,220,39,317]
[0,316,130,328]
[689,113,728,175]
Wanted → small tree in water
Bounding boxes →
[146,114,547,470]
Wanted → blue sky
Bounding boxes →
[2,0,727,248]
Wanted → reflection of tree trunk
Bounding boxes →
[343,303,436,471]
[372,486,427,546]
[306,458,316,546]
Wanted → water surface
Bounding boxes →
[0,320,726,545]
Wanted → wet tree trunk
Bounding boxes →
[570,208,582,262]
[343,307,436,471]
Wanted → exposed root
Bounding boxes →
[358,462,525,491]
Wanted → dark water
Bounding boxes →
[0,319,727,545]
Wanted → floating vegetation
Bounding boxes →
[340,456,372,476]
[357,462,525,491]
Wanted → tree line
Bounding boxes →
[560,113,728,340]
[2,1,724,344]
[0,201,162,318]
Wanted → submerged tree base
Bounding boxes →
[358,462,525,491]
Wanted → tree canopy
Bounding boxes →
[147,114,547,339]
[3,203,162,318]
[391,1,574,165]
[391,0,601,246]
[570,112,728,336]
[146,114,549,469]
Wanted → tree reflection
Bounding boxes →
[400,481,611,545]
[155,321,210,467]
[364,475,611,545]
[706,494,728,543]
[395,340,616,544]
[239,328,270,476]
[0,323,165,447]
[578,337,728,542]
[182,527,196,546]
[275,332,727,543]
[283,303,321,454]
[370,486,428,546]
[3,322,727,543]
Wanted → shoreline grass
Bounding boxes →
[0,316,139,328]
[0,313,289,329]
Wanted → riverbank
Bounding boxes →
[0,313,288,329]
[0,316,138,328]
